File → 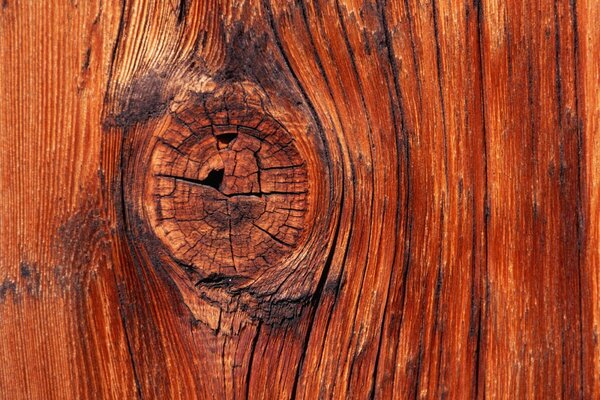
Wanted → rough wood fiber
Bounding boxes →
[0,0,598,399]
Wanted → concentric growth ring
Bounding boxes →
[145,108,309,279]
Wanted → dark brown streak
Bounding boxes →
[102,0,127,120]
[244,322,262,399]
[464,5,481,399]
[526,46,538,191]
[227,203,237,272]
[82,47,92,72]
[412,321,425,400]
[431,0,450,194]
[377,0,414,397]
[430,5,450,391]
[552,4,571,394]
[553,0,564,126]
[177,0,189,25]
[112,272,143,399]
[475,0,489,398]
[403,0,424,110]
[569,0,586,395]
[433,203,446,397]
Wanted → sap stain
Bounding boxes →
[0,278,16,302]
[108,71,172,129]
[19,261,41,297]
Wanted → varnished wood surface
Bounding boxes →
[0,0,599,399]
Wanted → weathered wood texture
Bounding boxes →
[0,0,598,399]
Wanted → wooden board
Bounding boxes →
[0,0,598,398]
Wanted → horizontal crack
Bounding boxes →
[155,173,263,198]
[195,273,248,289]
[156,174,307,197]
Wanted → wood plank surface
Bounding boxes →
[0,0,598,399]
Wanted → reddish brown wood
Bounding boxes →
[0,0,599,399]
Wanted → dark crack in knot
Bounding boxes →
[145,108,309,280]
[195,273,249,289]
[196,168,225,192]
[216,131,238,149]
